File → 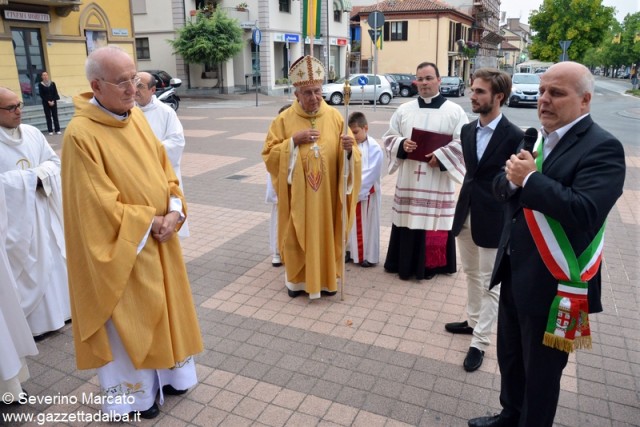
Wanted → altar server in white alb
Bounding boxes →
[0,87,70,337]
[0,180,39,403]
[135,71,189,237]
[346,111,383,267]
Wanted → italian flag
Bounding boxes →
[303,0,322,39]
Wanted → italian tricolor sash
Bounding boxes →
[524,137,606,353]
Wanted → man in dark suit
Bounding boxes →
[468,63,626,427]
[446,69,523,372]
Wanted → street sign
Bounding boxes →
[358,75,368,86]
[559,40,572,62]
[368,29,381,43]
[252,28,262,45]
[284,33,299,43]
[367,11,385,29]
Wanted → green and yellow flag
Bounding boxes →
[303,0,322,39]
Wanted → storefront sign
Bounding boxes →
[4,10,51,22]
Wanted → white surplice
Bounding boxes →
[383,96,467,231]
[348,135,384,264]
[0,180,38,396]
[139,95,189,237]
[0,124,70,336]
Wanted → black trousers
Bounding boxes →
[496,260,569,427]
[42,101,60,133]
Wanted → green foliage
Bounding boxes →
[529,0,615,63]
[581,12,640,72]
[169,8,244,67]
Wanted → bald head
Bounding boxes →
[544,61,594,96]
[0,87,22,128]
[538,61,593,132]
[135,71,157,107]
[86,46,137,115]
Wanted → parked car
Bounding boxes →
[439,76,465,97]
[507,73,540,107]
[387,73,418,97]
[322,74,393,105]
[384,73,400,97]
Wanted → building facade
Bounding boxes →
[352,0,474,81]
[132,0,352,96]
[0,0,135,105]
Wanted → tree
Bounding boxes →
[529,0,614,63]
[169,8,244,80]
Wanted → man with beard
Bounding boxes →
[445,69,523,372]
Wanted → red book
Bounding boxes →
[408,128,452,162]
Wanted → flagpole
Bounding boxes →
[340,46,351,302]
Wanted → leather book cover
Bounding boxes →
[408,128,452,162]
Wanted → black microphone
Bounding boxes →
[522,127,538,153]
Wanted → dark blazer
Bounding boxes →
[452,115,523,247]
[39,81,60,103]
[490,116,626,317]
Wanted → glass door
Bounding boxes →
[12,28,45,106]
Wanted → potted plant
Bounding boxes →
[236,2,248,11]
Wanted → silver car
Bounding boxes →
[322,74,393,105]
[507,73,540,107]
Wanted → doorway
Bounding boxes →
[12,28,45,106]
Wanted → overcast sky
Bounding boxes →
[500,0,638,24]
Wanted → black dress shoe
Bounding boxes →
[131,402,160,420]
[345,251,353,263]
[360,260,374,268]
[463,347,485,372]
[321,290,337,296]
[287,289,304,298]
[162,384,188,395]
[425,273,436,280]
[445,320,474,335]
[468,414,512,427]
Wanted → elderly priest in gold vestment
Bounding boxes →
[262,56,361,299]
[61,46,203,420]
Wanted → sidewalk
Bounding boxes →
[3,95,638,427]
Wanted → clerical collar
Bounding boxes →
[417,94,445,109]
[90,97,129,120]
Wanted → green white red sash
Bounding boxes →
[523,136,606,353]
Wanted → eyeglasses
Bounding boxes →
[99,76,141,90]
[0,101,24,113]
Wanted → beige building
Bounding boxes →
[0,0,135,106]
[352,0,474,81]
[132,0,352,95]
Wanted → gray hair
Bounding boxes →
[85,45,127,81]
[576,67,595,96]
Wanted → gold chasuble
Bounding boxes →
[62,93,203,370]
[262,100,361,298]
